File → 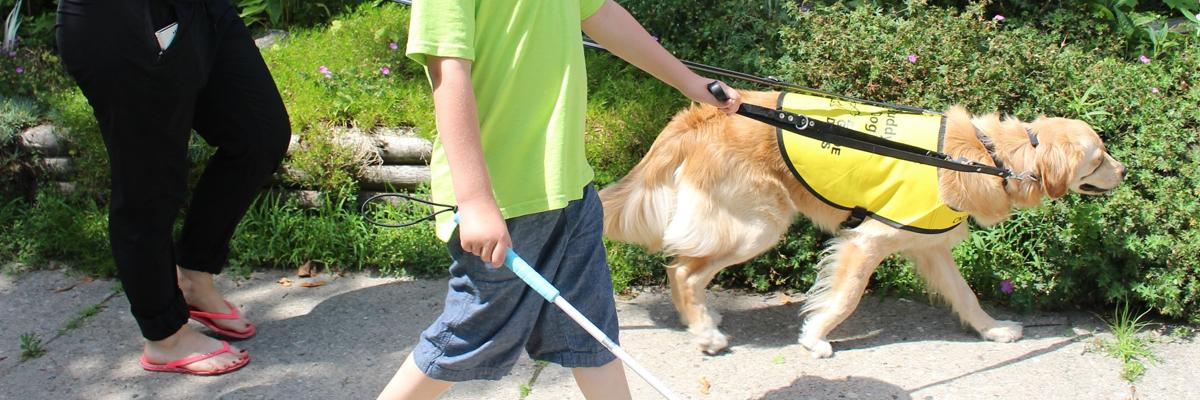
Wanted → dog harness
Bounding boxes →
[775,92,968,234]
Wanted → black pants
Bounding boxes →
[57,0,290,341]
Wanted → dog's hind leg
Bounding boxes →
[906,246,1023,343]
[799,235,889,358]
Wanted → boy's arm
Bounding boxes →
[582,0,742,112]
[427,55,511,267]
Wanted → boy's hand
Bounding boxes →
[457,199,511,267]
[683,78,742,114]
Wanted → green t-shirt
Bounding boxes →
[407,0,606,241]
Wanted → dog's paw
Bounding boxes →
[982,320,1024,343]
[693,329,730,355]
[799,336,833,358]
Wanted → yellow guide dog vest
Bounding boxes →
[776,92,967,234]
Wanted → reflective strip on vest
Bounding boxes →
[776,92,967,234]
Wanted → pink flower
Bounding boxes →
[389,42,398,50]
[380,66,391,76]
[1139,55,1151,64]
[14,67,23,74]
[906,54,918,63]
[993,14,1005,22]
[318,65,332,78]
[1151,87,1160,94]
[999,279,1014,294]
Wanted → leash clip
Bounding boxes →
[1007,171,1040,182]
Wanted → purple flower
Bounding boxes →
[389,42,398,50]
[318,65,332,78]
[993,14,1005,22]
[906,54,918,63]
[1151,87,1160,94]
[7,51,14,58]
[380,66,391,76]
[999,279,1014,294]
[1139,55,1151,64]
[14,67,23,74]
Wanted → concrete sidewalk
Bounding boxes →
[1,269,1196,400]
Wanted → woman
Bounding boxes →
[56,0,290,375]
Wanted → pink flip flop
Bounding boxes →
[189,300,257,339]
[139,341,250,376]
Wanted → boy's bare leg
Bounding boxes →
[377,353,454,400]
[572,359,632,400]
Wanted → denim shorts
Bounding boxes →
[412,184,619,381]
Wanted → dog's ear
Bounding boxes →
[1036,142,1078,199]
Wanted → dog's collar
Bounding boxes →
[971,123,1040,185]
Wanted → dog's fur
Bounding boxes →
[600,91,1126,357]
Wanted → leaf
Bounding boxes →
[277,277,293,286]
[299,280,327,288]
[297,260,316,277]
[699,376,711,395]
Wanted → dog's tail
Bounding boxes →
[600,104,727,252]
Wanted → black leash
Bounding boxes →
[706,83,1037,181]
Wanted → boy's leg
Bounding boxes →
[377,353,453,400]
[379,206,573,399]
[573,359,632,400]
[525,184,631,398]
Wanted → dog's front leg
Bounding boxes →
[672,257,729,354]
[799,237,887,358]
[908,246,1023,343]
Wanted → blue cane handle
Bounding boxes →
[453,214,560,302]
[504,248,561,302]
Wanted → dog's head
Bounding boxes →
[1027,117,1126,200]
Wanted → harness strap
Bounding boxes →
[840,207,870,230]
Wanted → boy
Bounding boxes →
[378,0,742,398]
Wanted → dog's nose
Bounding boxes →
[1120,166,1128,179]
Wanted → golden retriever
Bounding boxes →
[600,91,1125,357]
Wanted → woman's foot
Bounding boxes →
[142,325,248,375]
[177,267,254,337]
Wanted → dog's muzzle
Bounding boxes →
[1078,183,1114,194]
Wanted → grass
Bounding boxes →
[517,360,549,400]
[57,302,105,336]
[1100,301,1158,382]
[19,332,45,361]
[1169,325,1195,341]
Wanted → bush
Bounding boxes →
[0,191,113,276]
